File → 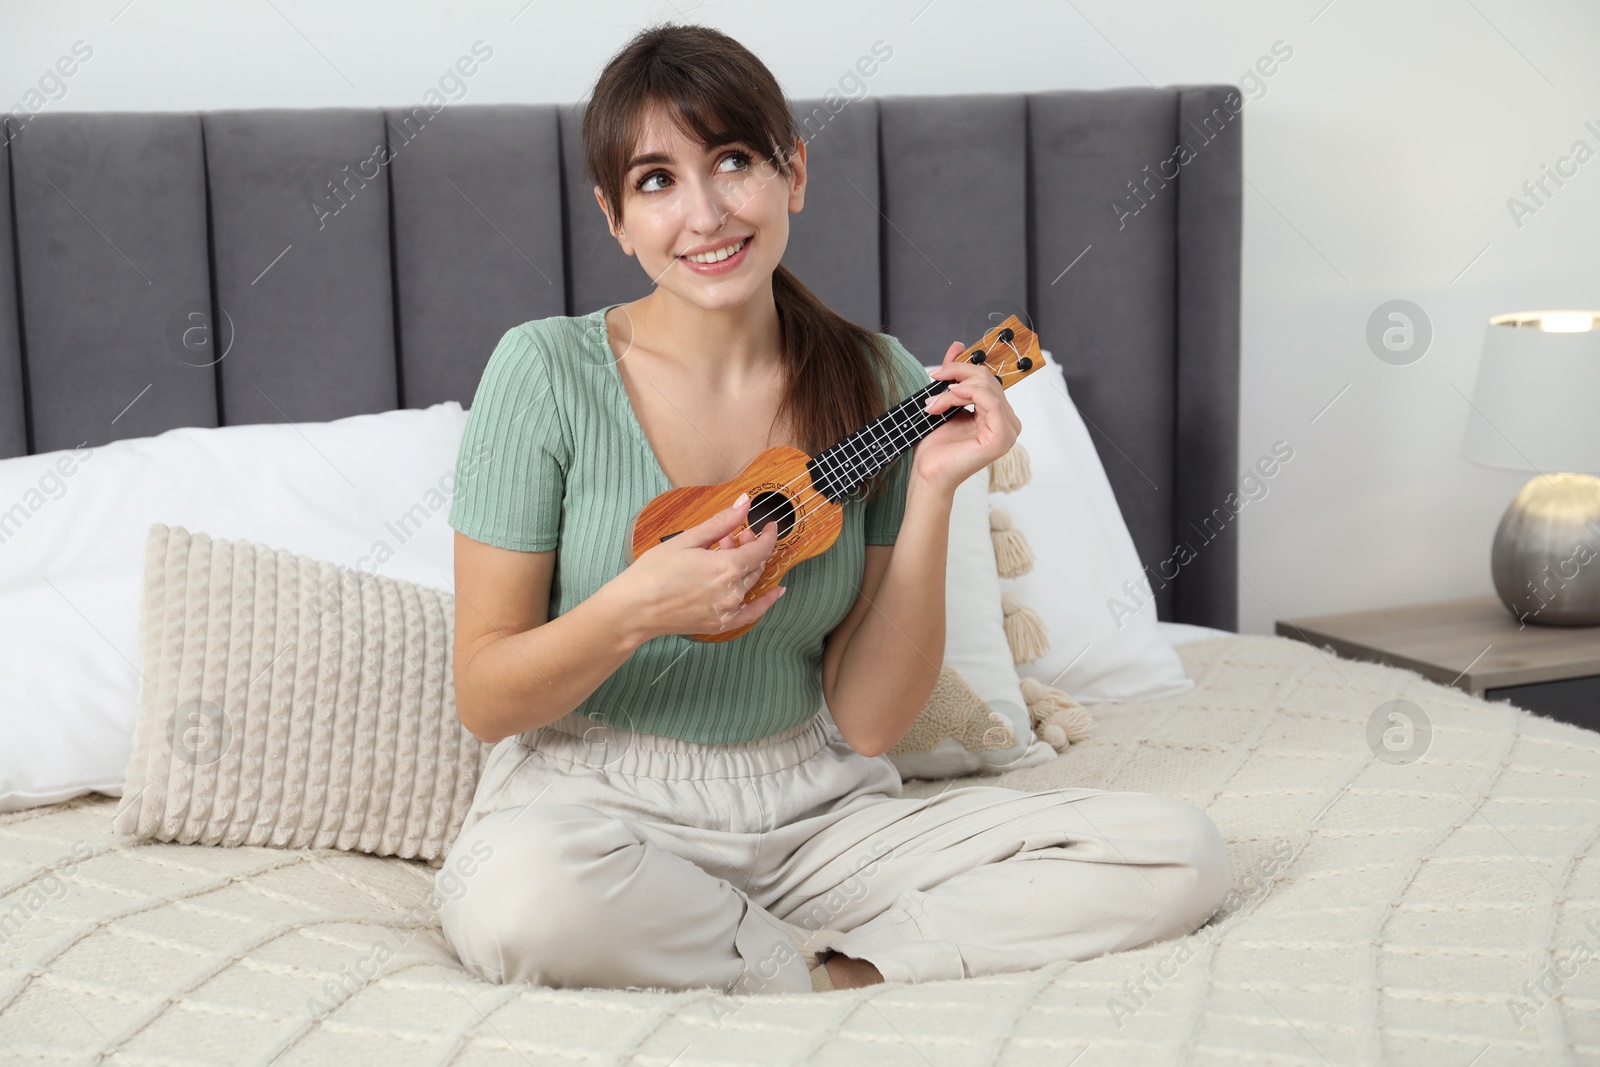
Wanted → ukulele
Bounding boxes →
[630,314,1046,641]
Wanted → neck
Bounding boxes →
[634,281,783,382]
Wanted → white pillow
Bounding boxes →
[984,350,1194,704]
[0,402,470,813]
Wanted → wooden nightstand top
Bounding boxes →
[1274,594,1600,696]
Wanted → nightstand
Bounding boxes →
[1275,595,1600,732]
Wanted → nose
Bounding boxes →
[683,172,731,235]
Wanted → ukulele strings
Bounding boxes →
[724,336,1030,554]
[746,336,1029,527]
[782,332,1030,518]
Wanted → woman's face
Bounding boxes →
[596,103,806,313]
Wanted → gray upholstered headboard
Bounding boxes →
[0,88,1240,630]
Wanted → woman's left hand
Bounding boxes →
[909,341,1023,496]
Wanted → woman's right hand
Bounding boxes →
[616,492,786,640]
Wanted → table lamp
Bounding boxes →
[1460,310,1600,626]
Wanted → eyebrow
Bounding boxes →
[626,139,743,172]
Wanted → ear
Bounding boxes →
[786,138,807,215]
[594,185,632,256]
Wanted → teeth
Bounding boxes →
[685,238,746,263]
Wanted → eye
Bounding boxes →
[632,150,752,194]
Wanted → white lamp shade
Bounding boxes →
[1460,313,1600,473]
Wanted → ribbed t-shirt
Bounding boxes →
[447,303,932,744]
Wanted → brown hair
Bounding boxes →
[582,21,902,505]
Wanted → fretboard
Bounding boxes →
[805,377,957,502]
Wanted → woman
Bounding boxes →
[436,22,1230,996]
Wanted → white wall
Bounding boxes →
[6,0,1597,634]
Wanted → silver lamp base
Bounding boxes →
[1491,472,1600,626]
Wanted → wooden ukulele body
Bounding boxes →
[629,446,844,642]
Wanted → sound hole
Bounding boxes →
[748,490,796,541]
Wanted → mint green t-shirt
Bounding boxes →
[447,303,931,744]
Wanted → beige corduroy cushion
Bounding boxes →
[114,523,491,867]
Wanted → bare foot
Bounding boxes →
[822,951,883,988]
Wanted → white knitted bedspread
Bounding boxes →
[3,634,1598,1066]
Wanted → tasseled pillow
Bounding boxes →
[987,439,1095,753]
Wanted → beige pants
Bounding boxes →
[436,708,1230,995]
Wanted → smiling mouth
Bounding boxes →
[680,236,751,263]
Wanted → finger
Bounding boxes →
[728,582,786,628]
[947,372,1005,401]
[732,531,768,572]
[962,376,999,419]
[738,554,766,587]
[758,521,780,563]
[929,358,988,387]
[934,382,985,419]
[942,341,965,367]
[688,493,752,549]
[970,385,1018,451]
[926,380,980,412]
[733,521,777,566]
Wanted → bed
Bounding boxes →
[4,91,1597,1066]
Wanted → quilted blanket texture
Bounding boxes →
[2,634,1597,1066]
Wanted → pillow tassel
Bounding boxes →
[988,441,1031,493]
[1000,591,1049,664]
[1019,676,1095,751]
[988,506,1034,579]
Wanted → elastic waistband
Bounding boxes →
[513,710,832,780]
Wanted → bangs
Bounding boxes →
[619,89,783,174]
[586,38,796,226]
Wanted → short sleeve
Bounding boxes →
[862,335,932,546]
[447,325,571,552]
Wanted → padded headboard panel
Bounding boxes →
[0,89,1240,630]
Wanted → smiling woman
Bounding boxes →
[435,19,1228,1003]
[579,27,908,478]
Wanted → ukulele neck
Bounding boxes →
[805,378,955,502]
[801,316,1043,504]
